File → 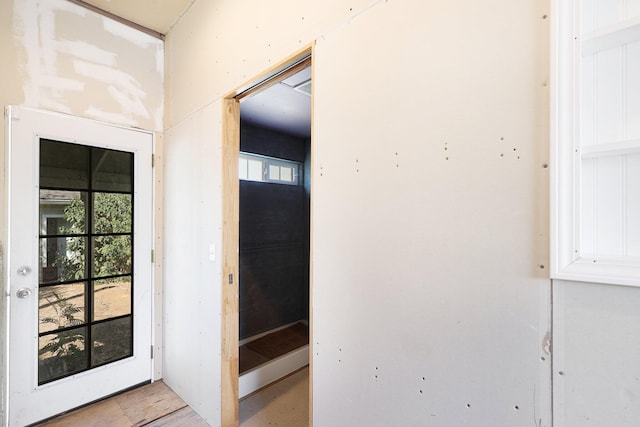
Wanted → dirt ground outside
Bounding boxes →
[38,280,131,355]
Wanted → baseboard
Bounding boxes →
[239,345,309,399]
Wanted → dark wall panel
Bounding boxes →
[239,247,306,338]
[239,124,310,340]
[240,182,304,248]
[241,122,306,162]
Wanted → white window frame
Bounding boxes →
[552,0,640,286]
[238,152,301,186]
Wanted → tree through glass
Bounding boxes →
[38,139,134,384]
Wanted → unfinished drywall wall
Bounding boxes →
[165,0,376,126]
[553,280,640,425]
[8,0,163,130]
[164,0,551,425]
[311,1,551,425]
[162,102,223,425]
[0,0,163,424]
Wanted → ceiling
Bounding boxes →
[240,67,312,139]
[78,0,311,139]
[80,0,194,34]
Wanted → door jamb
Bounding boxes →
[221,45,314,427]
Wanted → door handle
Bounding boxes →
[16,288,32,299]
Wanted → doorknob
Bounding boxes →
[16,288,32,299]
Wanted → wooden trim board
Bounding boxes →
[221,45,313,427]
[221,98,240,427]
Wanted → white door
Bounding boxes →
[6,107,153,427]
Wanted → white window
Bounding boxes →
[238,152,301,185]
[552,0,640,285]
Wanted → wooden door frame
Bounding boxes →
[221,45,314,427]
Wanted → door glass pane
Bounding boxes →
[91,317,132,366]
[93,277,132,321]
[38,139,135,385]
[39,283,86,333]
[39,191,87,235]
[93,193,132,234]
[92,148,133,192]
[39,237,87,283]
[40,139,89,190]
[38,327,88,384]
[92,236,132,277]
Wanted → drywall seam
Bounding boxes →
[165,0,199,34]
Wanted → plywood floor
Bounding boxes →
[240,367,309,427]
[34,381,208,427]
[35,367,309,427]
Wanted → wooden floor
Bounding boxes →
[35,367,309,427]
[34,381,208,427]
[239,322,309,374]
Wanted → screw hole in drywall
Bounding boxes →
[540,356,546,361]
[543,14,548,19]
[558,371,565,376]
[466,404,471,408]
[543,164,549,168]
[514,405,520,411]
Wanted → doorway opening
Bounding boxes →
[221,47,313,426]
